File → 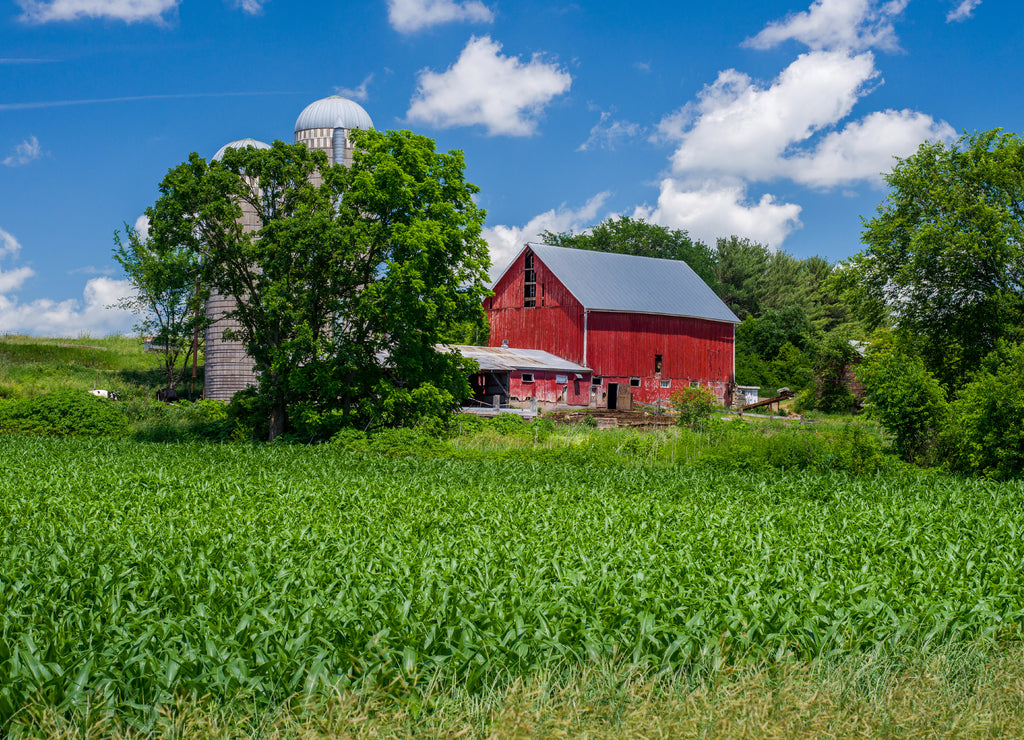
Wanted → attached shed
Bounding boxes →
[486,244,740,407]
[451,344,592,409]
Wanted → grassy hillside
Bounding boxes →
[0,334,202,401]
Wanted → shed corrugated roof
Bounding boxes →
[449,345,591,373]
[496,244,739,324]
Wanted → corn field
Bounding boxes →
[1,435,1022,725]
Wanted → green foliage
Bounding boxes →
[942,342,1024,479]
[146,132,489,441]
[847,129,1024,387]
[113,223,206,392]
[540,216,717,288]
[669,386,718,429]
[131,399,235,443]
[2,435,1020,726]
[488,411,528,435]
[0,391,128,437]
[857,339,947,463]
[798,333,860,414]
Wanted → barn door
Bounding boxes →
[608,383,618,410]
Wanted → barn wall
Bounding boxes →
[509,370,590,406]
[487,251,585,365]
[586,312,734,404]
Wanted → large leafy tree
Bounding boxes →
[843,130,1024,387]
[540,216,718,287]
[113,223,206,393]
[146,132,490,441]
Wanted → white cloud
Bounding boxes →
[578,111,642,152]
[335,74,374,103]
[387,0,493,33]
[483,192,611,277]
[0,277,136,336]
[0,266,35,294]
[234,0,265,14]
[662,51,878,182]
[947,0,981,22]
[634,180,802,249]
[15,0,180,23]
[0,227,23,258]
[787,109,956,187]
[744,0,908,52]
[407,35,572,136]
[3,136,42,167]
[134,213,150,238]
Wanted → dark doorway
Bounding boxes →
[608,382,619,410]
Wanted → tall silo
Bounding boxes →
[203,138,271,401]
[294,95,374,172]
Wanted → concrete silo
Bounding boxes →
[203,138,271,401]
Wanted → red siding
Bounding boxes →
[509,370,590,406]
[587,312,733,403]
[487,251,585,364]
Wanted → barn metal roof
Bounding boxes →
[497,244,740,324]
[449,345,591,373]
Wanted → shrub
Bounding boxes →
[0,391,128,437]
[941,341,1024,479]
[670,386,718,429]
[489,412,528,435]
[857,344,947,463]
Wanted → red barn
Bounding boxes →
[486,244,740,408]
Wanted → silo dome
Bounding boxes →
[212,138,272,161]
[294,96,374,133]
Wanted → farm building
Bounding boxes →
[486,244,740,408]
[453,344,592,408]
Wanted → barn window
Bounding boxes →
[592,376,603,386]
[654,354,663,374]
[629,377,640,387]
[521,373,534,383]
[523,252,536,308]
[689,380,699,388]
[555,374,568,384]
[660,379,671,388]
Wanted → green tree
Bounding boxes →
[712,236,770,319]
[857,338,947,463]
[113,222,206,393]
[540,216,718,287]
[942,341,1024,479]
[146,132,490,441]
[846,130,1024,387]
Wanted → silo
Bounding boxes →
[203,138,271,401]
[294,95,374,171]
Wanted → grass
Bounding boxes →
[2,435,1023,735]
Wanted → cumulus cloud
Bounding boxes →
[744,0,908,52]
[234,0,265,14]
[787,109,956,187]
[483,192,611,277]
[15,0,180,23]
[0,276,136,335]
[947,0,981,22]
[134,213,150,238]
[1,227,23,258]
[578,111,642,152]
[660,51,878,182]
[634,180,802,249]
[335,74,374,103]
[387,0,493,33]
[407,35,572,136]
[3,136,42,167]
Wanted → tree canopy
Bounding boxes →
[842,129,1024,387]
[144,131,490,440]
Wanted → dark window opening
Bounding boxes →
[525,252,534,269]
[689,380,699,388]
[521,373,534,383]
[661,379,671,388]
[630,377,640,387]
[654,354,663,375]
[523,252,537,308]
[592,377,603,386]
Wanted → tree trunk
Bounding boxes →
[269,401,286,442]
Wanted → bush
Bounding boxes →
[0,391,128,437]
[670,386,718,429]
[857,343,947,463]
[941,341,1024,479]
[489,412,528,435]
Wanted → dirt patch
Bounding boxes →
[545,409,677,429]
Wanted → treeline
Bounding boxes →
[546,129,1024,479]
[542,219,863,411]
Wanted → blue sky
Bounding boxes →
[0,0,1017,335]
